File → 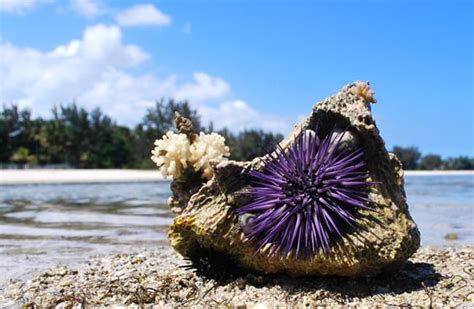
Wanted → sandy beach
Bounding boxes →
[1,246,472,307]
[0,169,164,185]
[0,169,472,185]
[404,170,474,176]
[1,169,472,307]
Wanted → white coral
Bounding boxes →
[151,132,190,179]
[189,132,230,179]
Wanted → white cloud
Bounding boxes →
[115,4,171,27]
[0,23,289,132]
[174,73,230,102]
[0,0,52,13]
[199,100,291,133]
[0,24,231,125]
[70,0,100,17]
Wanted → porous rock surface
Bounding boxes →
[169,81,420,277]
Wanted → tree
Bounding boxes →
[10,147,38,165]
[419,154,443,170]
[13,102,471,171]
[0,105,43,165]
[38,104,136,168]
[219,129,284,161]
[391,146,421,170]
[41,104,90,166]
[141,98,202,136]
[0,105,22,162]
[442,156,474,170]
[135,99,202,168]
[84,108,134,168]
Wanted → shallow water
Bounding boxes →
[0,182,173,287]
[0,175,472,286]
[405,175,473,246]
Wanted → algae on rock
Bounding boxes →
[168,81,420,277]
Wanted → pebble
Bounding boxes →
[444,233,459,240]
[236,278,246,290]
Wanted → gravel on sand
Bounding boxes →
[1,246,473,308]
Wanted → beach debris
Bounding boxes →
[445,233,459,241]
[1,246,473,307]
[166,81,420,276]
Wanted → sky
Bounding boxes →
[0,0,472,157]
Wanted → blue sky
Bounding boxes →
[0,0,472,157]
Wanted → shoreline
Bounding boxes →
[0,169,472,185]
[1,246,472,307]
[404,170,474,176]
[0,169,165,185]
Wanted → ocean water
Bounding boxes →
[0,175,472,286]
[404,175,473,246]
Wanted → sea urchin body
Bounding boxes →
[236,129,373,258]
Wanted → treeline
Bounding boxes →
[1,101,472,170]
[391,146,474,170]
[0,100,283,169]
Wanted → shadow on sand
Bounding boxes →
[185,251,443,298]
[271,261,442,298]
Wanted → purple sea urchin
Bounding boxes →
[236,129,373,258]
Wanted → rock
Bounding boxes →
[168,81,420,277]
[444,233,459,240]
[236,277,246,290]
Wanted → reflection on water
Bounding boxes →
[0,175,473,286]
[0,182,173,286]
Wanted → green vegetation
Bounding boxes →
[1,102,471,170]
[0,101,283,168]
[419,154,443,170]
[391,146,421,170]
[391,146,474,170]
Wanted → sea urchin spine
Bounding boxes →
[236,129,374,258]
